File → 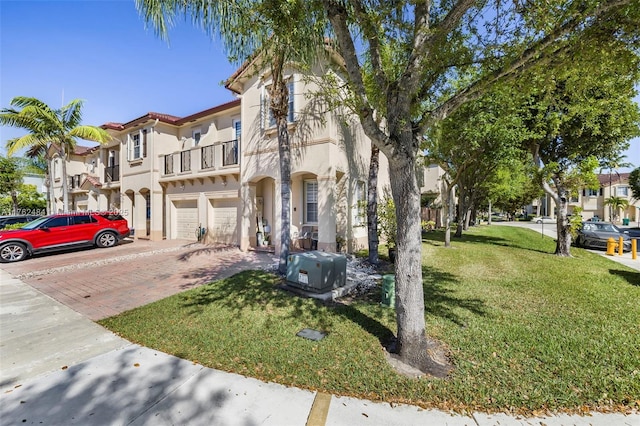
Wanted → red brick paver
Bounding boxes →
[2,239,275,320]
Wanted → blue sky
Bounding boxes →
[1,0,638,171]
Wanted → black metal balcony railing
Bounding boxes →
[181,150,191,172]
[222,139,239,166]
[164,154,174,175]
[104,164,120,182]
[201,145,214,170]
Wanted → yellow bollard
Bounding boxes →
[606,237,616,256]
[633,239,637,260]
[618,236,624,256]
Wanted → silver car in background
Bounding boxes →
[575,222,632,252]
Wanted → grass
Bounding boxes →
[99,225,640,415]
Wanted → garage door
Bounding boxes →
[210,199,238,244]
[175,200,198,240]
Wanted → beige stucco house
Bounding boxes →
[51,58,395,254]
[536,172,639,225]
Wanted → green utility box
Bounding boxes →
[287,251,347,293]
[622,218,630,226]
[381,274,396,308]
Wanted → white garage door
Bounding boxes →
[175,200,198,240]
[210,199,238,244]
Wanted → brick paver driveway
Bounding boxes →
[1,238,275,320]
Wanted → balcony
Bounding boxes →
[104,164,120,182]
[160,139,240,183]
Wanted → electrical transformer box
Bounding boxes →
[286,251,347,293]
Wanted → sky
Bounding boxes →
[1,0,639,171]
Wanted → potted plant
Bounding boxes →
[377,195,397,262]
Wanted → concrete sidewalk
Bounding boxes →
[1,271,639,425]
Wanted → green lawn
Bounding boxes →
[99,225,640,415]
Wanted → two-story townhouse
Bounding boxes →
[575,173,638,223]
[536,173,638,224]
[48,144,102,212]
[226,58,391,253]
[418,164,447,227]
[101,100,242,242]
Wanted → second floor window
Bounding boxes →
[585,188,600,197]
[262,80,295,129]
[129,130,148,161]
[616,186,629,196]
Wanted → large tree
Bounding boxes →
[1,97,111,212]
[136,0,325,274]
[140,0,640,374]
[519,47,640,255]
[319,0,640,373]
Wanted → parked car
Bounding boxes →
[532,216,555,224]
[0,215,42,230]
[0,212,130,263]
[575,221,631,252]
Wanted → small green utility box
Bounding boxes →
[381,274,396,308]
[287,251,347,293]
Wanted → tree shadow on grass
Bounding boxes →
[179,266,488,349]
[178,270,395,346]
[609,268,640,286]
[422,266,488,326]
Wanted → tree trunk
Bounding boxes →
[444,183,454,247]
[488,200,492,225]
[367,146,380,264]
[11,191,19,215]
[388,150,447,376]
[270,56,293,275]
[554,187,572,256]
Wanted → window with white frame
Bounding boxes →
[616,186,629,196]
[130,133,141,160]
[261,79,295,129]
[354,181,366,225]
[304,180,318,223]
[585,188,599,197]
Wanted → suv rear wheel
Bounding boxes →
[0,242,28,263]
[96,231,117,248]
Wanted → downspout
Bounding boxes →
[150,118,158,239]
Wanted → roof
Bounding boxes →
[101,100,241,131]
[597,173,630,186]
[225,38,345,94]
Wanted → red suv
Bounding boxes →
[0,212,130,263]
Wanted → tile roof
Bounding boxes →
[101,100,241,131]
[597,172,630,186]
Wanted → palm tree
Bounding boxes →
[135,0,325,273]
[603,196,630,223]
[1,96,111,212]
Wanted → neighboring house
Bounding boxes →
[537,173,639,224]
[23,172,46,195]
[417,163,447,227]
[48,144,101,213]
[50,59,400,253]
